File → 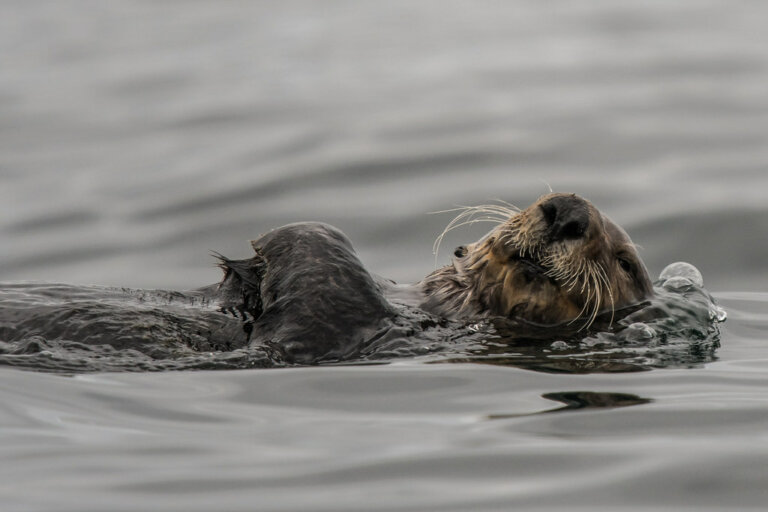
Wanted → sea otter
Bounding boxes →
[209,193,653,363]
[0,193,657,369]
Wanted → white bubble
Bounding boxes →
[550,340,569,351]
[659,262,704,287]
[467,322,484,333]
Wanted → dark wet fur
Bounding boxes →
[211,223,396,364]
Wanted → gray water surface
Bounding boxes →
[2,1,768,510]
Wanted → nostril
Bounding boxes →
[540,202,557,226]
[559,219,587,239]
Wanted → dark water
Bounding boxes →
[2,1,768,510]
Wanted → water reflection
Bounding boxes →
[487,391,652,419]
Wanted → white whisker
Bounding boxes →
[431,204,518,266]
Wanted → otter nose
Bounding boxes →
[539,195,590,241]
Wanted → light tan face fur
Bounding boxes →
[423,193,653,327]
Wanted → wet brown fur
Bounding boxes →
[419,193,653,328]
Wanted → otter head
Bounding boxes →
[421,193,653,327]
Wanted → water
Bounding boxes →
[2,1,768,510]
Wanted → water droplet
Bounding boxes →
[710,305,727,323]
[662,276,695,292]
[625,322,656,341]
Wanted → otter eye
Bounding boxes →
[618,257,632,273]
